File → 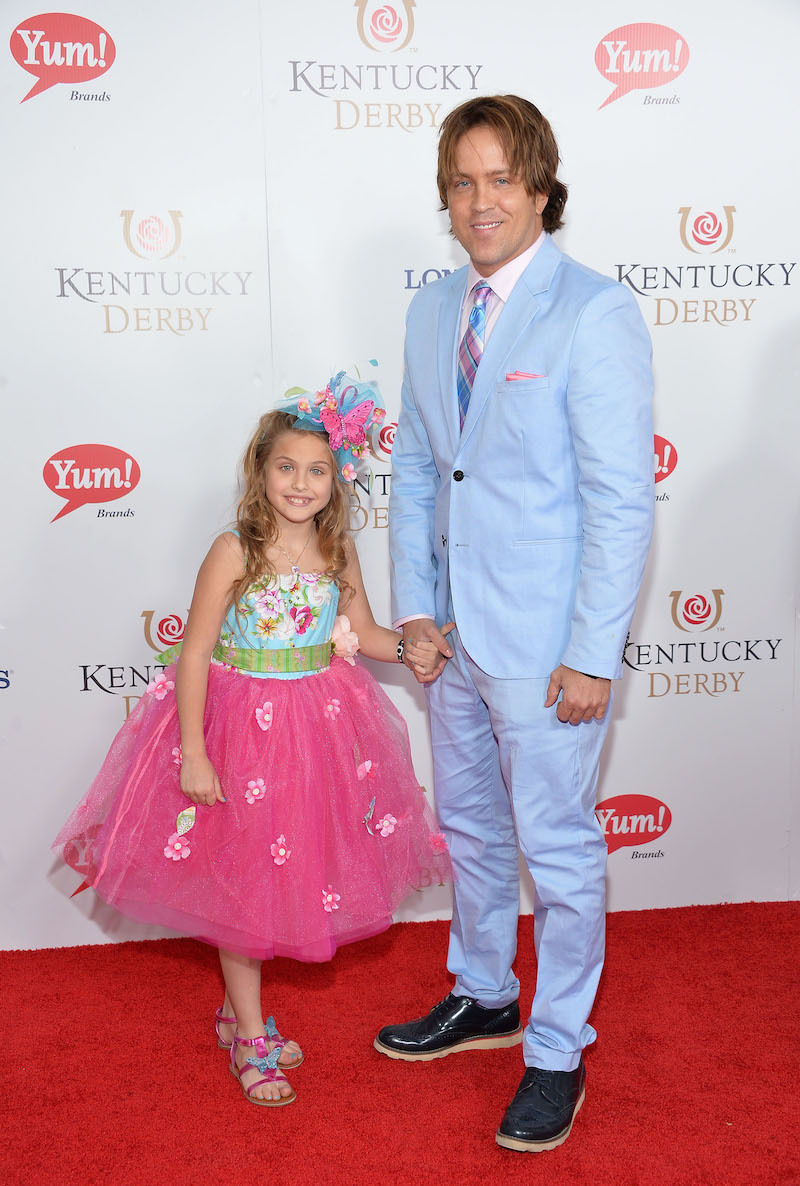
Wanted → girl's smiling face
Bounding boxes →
[264,431,334,531]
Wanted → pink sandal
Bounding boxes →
[229,1033,296,1107]
[215,1007,304,1067]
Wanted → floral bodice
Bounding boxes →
[217,571,339,680]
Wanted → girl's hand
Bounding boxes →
[405,623,455,679]
[180,753,226,806]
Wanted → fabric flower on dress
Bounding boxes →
[324,698,341,721]
[341,463,357,483]
[254,587,284,616]
[376,814,397,837]
[357,759,375,780]
[147,674,175,700]
[245,778,266,804]
[430,832,449,853]
[332,615,359,665]
[171,745,182,768]
[322,885,341,912]
[164,832,190,861]
[255,702,274,731]
[270,835,291,865]
[290,605,314,635]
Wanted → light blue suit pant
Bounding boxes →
[426,633,610,1072]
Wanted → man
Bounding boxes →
[377,95,654,1153]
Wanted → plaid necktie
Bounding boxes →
[456,283,493,429]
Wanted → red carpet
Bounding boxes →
[2,902,798,1185]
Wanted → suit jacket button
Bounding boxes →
[453,470,464,482]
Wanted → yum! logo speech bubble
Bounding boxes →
[595,23,688,109]
[44,443,140,521]
[596,795,671,854]
[10,13,115,102]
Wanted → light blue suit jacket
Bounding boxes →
[389,234,654,680]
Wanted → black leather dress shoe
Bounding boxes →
[495,1060,585,1152]
[373,992,522,1061]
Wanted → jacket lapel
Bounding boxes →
[457,236,562,452]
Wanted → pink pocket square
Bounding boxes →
[505,371,545,381]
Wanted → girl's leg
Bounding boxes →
[219,948,294,1101]
[216,951,302,1069]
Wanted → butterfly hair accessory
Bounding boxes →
[274,370,387,483]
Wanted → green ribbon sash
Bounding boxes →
[156,640,332,675]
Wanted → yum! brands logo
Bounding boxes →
[355,1,415,52]
[595,23,688,109]
[596,795,671,857]
[142,611,186,652]
[670,590,724,633]
[121,211,183,261]
[679,207,736,255]
[44,443,140,521]
[10,13,115,102]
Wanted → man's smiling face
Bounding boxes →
[447,124,547,277]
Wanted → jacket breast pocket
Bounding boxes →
[496,378,550,395]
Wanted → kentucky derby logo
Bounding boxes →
[678,207,736,255]
[355,0,415,52]
[669,590,724,633]
[142,611,186,652]
[121,210,183,260]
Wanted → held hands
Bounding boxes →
[180,752,226,806]
[545,664,611,724]
[403,621,455,684]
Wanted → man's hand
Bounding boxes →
[403,620,454,685]
[545,664,611,724]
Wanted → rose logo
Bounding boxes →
[121,210,183,260]
[370,5,402,42]
[682,595,711,626]
[378,422,396,453]
[355,0,415,53]
[156,614,185,648]
[669,589,725,632]
[135,216,171,256]
[142,610,187,651]
[678,205,736,254]
[691,212,722,248]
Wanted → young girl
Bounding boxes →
[54,372,452,1108]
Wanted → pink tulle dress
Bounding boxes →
[53,568,451,961]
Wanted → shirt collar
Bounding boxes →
[465,229,546,305]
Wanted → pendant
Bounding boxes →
[291,565,300,575]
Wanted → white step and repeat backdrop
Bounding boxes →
[2,0,798,950]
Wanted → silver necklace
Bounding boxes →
[275,532,313,575]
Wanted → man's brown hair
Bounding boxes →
[437,95,568,233]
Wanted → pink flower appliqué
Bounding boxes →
[271,834,291,865]
[255,702,273,731]
[331,615,359,665]
[372,407,386,423]
[164,832,190,861]
[322,885,340,912]
[324,698,341,721]
[341,463,357,483]
[245,778,266,804]
[171,745,182,768]
[357,760,375,780]
[297,397,311,413]
[430,832,448,853]
[376,814,397,837]
[147,674,175,700]
[290,605,313,635]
